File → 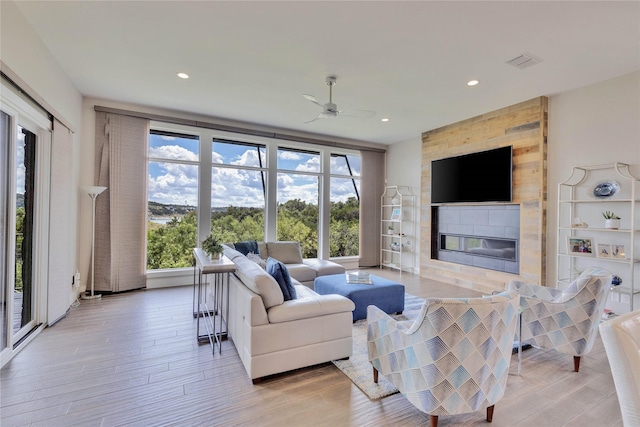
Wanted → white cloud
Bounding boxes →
[231,149,265,168]
[330,178,359,202]
[148,163,198,205]
[277,174,318,204]
[149,145,198,161]
[212,151,224,163]
[278,150,302,161]
[295,156,320,172]
[212,167,265,208]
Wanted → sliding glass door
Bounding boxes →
[1,84,51,366]
[12,126,38,342]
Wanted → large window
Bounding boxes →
[330,154,361,257]
[277,147,320,258]
[211,139,266,243]
[146,125,361,270]
[146,131,199,269]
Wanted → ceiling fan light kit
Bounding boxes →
[303,76,375,123]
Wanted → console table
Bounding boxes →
[192,248,236,353]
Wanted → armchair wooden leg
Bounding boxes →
[373,366,378,383]
[487,405,495,422]
[574,356,581,372]
[430,415,438,427]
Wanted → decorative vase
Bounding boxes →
[604,219,620,229]
[208,252,222,261]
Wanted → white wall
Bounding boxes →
[1,1,84,313]
[547,71,640,311]
[1,2,82,128]
[386,136,422,273]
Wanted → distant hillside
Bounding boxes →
[16,193,24,209]
[148,201,196,217]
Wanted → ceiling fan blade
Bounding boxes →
[303,94,324,108]
[338,109,376,119]
[304,111,333,123]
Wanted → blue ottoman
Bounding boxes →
[314,274,405,321]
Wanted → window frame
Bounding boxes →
[146,123,361,272]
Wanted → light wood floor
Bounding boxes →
[1,269,622,426]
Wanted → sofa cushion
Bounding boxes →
[247,252,267,269]
[234,240,260,256]
[285,263,317,284]
[267,292,355,323]
[266,257,297,301]
[257,242,268,259]
[266,241,304,264]
[303,258,345,277]
[233,255,284,309]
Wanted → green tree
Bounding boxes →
[15,207,25,291]
[277,214,317,258]
[146,198,360,268]
[147,210,197,269]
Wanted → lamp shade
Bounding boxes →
[81,186,107,196]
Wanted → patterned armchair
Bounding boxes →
[508,267,612,372]
[367,292,519,427]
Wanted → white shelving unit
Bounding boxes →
[557,162,639,312]
[380,186,415,275]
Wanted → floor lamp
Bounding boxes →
[81,186,107,300]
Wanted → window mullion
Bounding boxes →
[199,131,213,244]
[265,144,278,241]
[319,150,331,259]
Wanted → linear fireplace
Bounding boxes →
[432,205,520,274]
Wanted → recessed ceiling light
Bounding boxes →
[467,79,479,86]
[381,118,390,122]
[177,72,189,79]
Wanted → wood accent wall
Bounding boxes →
[421,97,548,293]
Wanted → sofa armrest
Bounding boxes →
[267,294,355,323]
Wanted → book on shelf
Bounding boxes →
[346,271,373,284]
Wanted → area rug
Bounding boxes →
[332,293,425,400]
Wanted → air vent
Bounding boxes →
[506,53,542,69]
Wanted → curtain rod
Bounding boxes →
[94,105,386,153]
[1,71,53,121]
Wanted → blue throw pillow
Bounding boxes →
[234,240,259,256]
[266,257,297,301]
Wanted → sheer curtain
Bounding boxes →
[48,119,75,323]
[359,150,385,267]
[94,112,148,292]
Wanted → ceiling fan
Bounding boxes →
[303,76,375,123]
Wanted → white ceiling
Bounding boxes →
[14,1,640,145]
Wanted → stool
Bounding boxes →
[314,273,405,321]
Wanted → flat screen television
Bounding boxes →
[431,146,513,203]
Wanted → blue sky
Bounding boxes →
[148,134,360,208]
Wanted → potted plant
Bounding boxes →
[602,211,621,229]
[201,233,223,260]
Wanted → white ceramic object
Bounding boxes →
[605,219,620,229]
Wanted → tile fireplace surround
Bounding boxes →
[433,205,520,274]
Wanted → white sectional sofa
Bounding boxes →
[225,241,346,287]
[220,243,355,382]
